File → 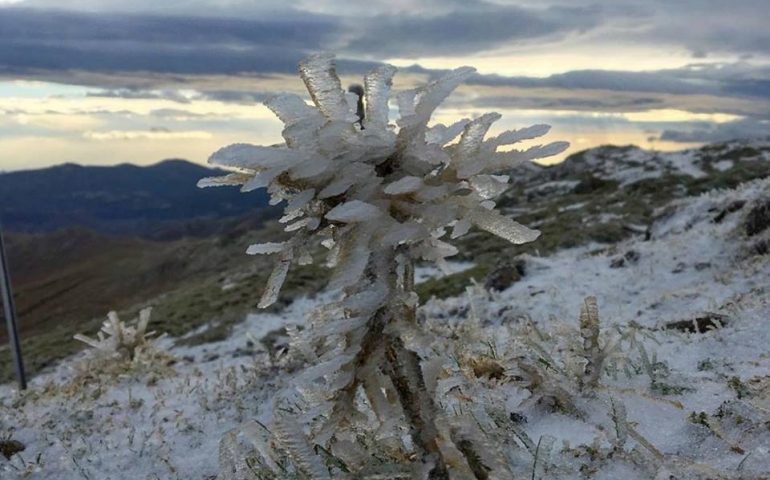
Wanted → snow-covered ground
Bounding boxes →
[421,178,770,478]
[1,178,769,479]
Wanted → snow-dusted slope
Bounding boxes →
[421,178,770,477]
[1,180,769,478]
[542,139,770,187]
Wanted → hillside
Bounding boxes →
[0,140,767,384]
[0,160,275,239]
[420,139,770,297]
[1,148,768,478]
[0,222,325,381]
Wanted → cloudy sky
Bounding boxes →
[0,0,768,171]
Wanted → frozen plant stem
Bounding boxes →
[579,296,602,390]
[330,250,448,475]
[386,254,448,477]
[385,335,448,478]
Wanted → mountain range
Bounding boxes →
[0,160,275,240]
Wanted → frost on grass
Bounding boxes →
[202,53,568,479]
[411,285,755,479]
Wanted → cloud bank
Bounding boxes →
[0,0,768,170]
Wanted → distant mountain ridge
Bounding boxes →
[0,160,274,239]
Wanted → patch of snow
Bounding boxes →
[664,151,706,178]
[414,261,475,284]
[712,159,734,172]
[558,201,587,212]
[579,147,715,186]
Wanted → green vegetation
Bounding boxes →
[728,376,751,399]
[157,263,328,347]
[652,381,695,396]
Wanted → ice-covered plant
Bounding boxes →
[202,53,567,478]
[74,308,166,365]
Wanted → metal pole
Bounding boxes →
[0,224,26,390]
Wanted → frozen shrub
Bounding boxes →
[203,53,567,478]
[73,308,171,377]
